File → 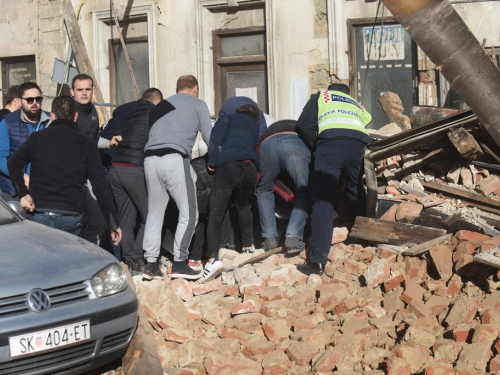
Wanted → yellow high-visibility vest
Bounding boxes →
[317,90,372,135]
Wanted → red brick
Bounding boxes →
[263,319,290,344]
[471,323,498,346]
[490,355,500,373]
[331,226,349,244]
[404,257,427,281]
[408,298,433,318]
[381,203,399,220]
[260,286,283,302]
[386,186,401,196]
[332,297,357,314]
[433,341,462,362]
[477,175,500,196]
[455,230,491,242]
[224,284,240,298]
[424,295,450,316]
[401,277,427,304]
[312,348,341,373]
[456,342,493,373]
[429,245,454,281]
[231,301,256,315]
[242,339,276,360]
[454,253,474,274]
[425,362,454,375]
[481,308,500,324]
[262,350,291,375]
[386,356,411,375]
[447,274,462,297]
[285,341,316,366]
[344,259,368,275]
[363,259,391,287]
[416,194,446,208]
[261,299,290,317]
[395,202,423,221]
[453,324,473,342]
[445,299,479,326]
[364,302,387,318]
[384,274,405,292]
[393,344,431,374]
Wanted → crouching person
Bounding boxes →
[7,95,121,244]
[201,104,260,283]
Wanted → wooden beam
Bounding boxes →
[393,148,444,180]
[349,216,447,246]
[403,234,453,256]
[61,0,109,123]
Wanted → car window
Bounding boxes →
[0,200,21,225]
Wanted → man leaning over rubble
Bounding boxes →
[256,120,311,254]
[296,83,372,276]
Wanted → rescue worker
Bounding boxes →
[296,83,372,275]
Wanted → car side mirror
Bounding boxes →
[7,201,24,216]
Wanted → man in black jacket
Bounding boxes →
[7,95,122,244]
[109,88,163,276]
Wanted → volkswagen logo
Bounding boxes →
[28,289,51,313]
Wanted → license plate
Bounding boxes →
[9,320,91,358]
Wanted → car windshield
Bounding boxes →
[0,200,22,225]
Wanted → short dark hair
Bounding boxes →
[236,104,260,124]
[328,83,350,95]
[18,82,42,98]
[176,75,198,93]
[142,88,163,103]
[52,95,76,121]
[5,85,19,104]
[71,74,94,89]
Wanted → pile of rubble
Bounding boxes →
[115,227,500,375]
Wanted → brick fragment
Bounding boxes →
[384,274,405,292]
[453,324,472,342]
[401,277,427,304]
[490,355,500,374]
[456,342,492,373]
[363,259,391,287]
[445,299,478,326]
[404,257,427,281]
[404,327,435,348]
[470,323,498,346]
[386,356,411,375]
[395,201,423,221]
[285,341,316,366]
[447,274,462,297]
[332,226,349,244]
[364,302,387,318]
[332,297,357,314]
[263,319,290,344]
[455,230,491,242]
[312,347,341,373]
[242,339,276,360]
[477,175,500,196]
[433,341,462,362]
[416,193,446,208]
[381,203,399,220]
[231,300,256,315]
[393,344,431,374]
[429,244,454,281]
[424,362,455,375]
[481,308,500,324]
[262,350,291,375]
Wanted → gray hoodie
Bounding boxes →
[145,93,212,159]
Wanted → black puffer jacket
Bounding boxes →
[112,100,155,167]
[75,102,100,142]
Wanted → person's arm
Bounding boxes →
[198,102,213,146]
[207,116,230,169]
[296,94,319,150]
[0,119,10,176]
[7,136,32,198]
[86,142,120,231]
[97,136,122,149]
[361,105,373,127]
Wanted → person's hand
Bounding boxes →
[23,173,30,188]
[20,194,35,212]
[111,228,122,245]
[109,136,122,147]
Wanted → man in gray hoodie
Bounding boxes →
[142,75,212,280]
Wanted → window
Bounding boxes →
[213,27,268,114]
[2,56,36,106]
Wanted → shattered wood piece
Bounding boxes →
[447,127,484,159]
[416,194,446,208]
[420,181,500,216]
[403,234,453,256]
[446,162,462,184]
[393,148,444,180]
[349,216,447,246]
[378,91,411,130]
[460,167,475,189]
[235,247,284,268]
[474,246,500,269]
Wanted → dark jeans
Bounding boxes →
[310,138,366,264]
[207,161,257,259]
[109,165,148,261]
[26,212,83,236]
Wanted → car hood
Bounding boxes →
[0,220,117,298]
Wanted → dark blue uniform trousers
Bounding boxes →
[310,138,366,264]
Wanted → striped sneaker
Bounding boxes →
[199,259,224,284]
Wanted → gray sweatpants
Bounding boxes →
[143,154,198,262]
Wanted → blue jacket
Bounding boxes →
[0,109,51,196]
[208,114,260,170]
[219,96,267,135]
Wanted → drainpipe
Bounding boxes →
[381,0,500,147]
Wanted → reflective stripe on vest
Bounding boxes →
[317,90,372,136]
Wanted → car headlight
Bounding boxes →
[91,264,128,297]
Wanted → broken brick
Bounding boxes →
[429,244,454,281]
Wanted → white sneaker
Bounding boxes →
[199,259,224,284]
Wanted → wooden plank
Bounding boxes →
[480,143,500,164]
[474,246,500,269]
[349,216,447,246]
[403,234,453,256]
[236,246,284,267]
[61,0,109,123]
[393,148,444,180]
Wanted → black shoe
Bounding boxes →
[296,261,325,276]
[143,260,165,280]
[128,258,145,276]
[171,261,202,280]
[262,236,278,252]
[285,236,306,255]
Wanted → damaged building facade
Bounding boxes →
[0,0,499,127]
